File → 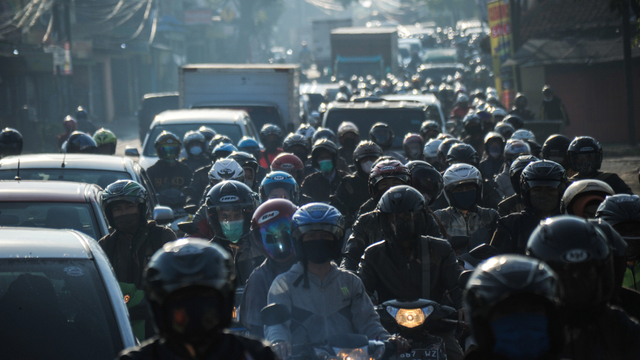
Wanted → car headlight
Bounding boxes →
[387,305,434,329]
[335,347,368,360]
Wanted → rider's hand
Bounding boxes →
[458,309,468,330]
[388,334,411,355]
[271,341,292,360]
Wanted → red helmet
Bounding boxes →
[368,159,411,200]
[403,133,424,160]
[63,115,77,133]
[271,152,305,184]
[250,199,298,263]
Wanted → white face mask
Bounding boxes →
[190,146,203,156]
[361,160,374,174]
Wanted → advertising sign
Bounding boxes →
[488,0,517,108]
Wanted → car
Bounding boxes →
[132,109,261,170]
[417,62,465,84]
[381,93,446,131]
[0,227,137,359]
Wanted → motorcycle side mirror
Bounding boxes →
[124,146,140,157]
[177,222,199,234]
[153,206,174,224]
[328,334,369,350]
[261,303,291,326]
[449,235,470,251]
[184,204,198,215]
[458,270,473,289]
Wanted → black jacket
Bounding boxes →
[497,193,525,217]
[190,164,212,203]
[478,157,504,181]
[301,169,347,203]
[540,96,570,125]
[571,171,633,195]
[357,236,463,308]
[147,160,192,193]
[180,156,210,174]
[508,107,535,121]
[490,209,547,255]
[341,210,442,271]
[330,171,370,226]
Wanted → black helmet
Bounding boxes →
[406,160,444,205]
[101,180,149,226]
[567,136,603,175]
[494,121,515,140]
[520,160,567,215]
[154,131,181,162]
[502,114,524,130]
[514,93,528,108]
[66,131,98,154]
[596,194,640,260]
[311,138,338,169]
[260,124,284,151]
[75,106,88,121]
[210,134,234,148]
[526,215,614,324]
[227,151,260,188]
[283,133,309,161]
[377,185,427,245]
[205,180,259,244]
[542,134,571,169]
[353,140,383,175]
[462,113,482,135]
[198,126,217,144]
[437,138,462,167]
[145,239,236,343]
[465,255,564,355]
[0,128,23,157]
[508,155,539,195]
[369,122,394,151]
[483,131,505,156]
[312,128,337,145]
[446,143,479,167]
[420,120,440,140]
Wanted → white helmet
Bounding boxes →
[511,129,536,143]
[490,107,508,117]
[423,139,443,159]
[443,163,483,208]
[208,159,245,186]
[560,179,614,215]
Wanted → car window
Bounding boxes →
[143,123,243,156]
[0,258,123,359]
[0,169,131,189]
[191,105,282,131]
[0,202,100,240]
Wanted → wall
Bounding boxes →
[519,65,545,111]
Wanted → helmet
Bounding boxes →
[312,128,337,144]
[420,120,440,140]
[0,128,23,157]
[520,160,567,214]
[475,110,494,132]
[206,180,259,243]
[403,133,424,160]
[508,155,539,195]
[283,133,310,162]
[297,123,316,142]
[490,107,508,122]
[260,123,284,149]
[446,143,479,167]
[456,93,470,105]
[369,122,394,150]
[377,185,428,244]
[503,139,531,164]
[353,140,383,175]
[208,159,245,186]
[227,151,259,188]
[291,202,345,251]
[511,129,536,143]
[368,160,412,200]
[145,239,236,342]
[75,106,88,121]
[259,171,300,204]
[183,130,207,158]
[271,153,305,185]
[560,180,614,217]
[462,113,482,135]
[211,143,238,161]
[237,137,260,159]
[407,161,444,205]
[465,255,563,354]
[596,194,640,260]
[423,139,443,171]
[209,135,234,154]
[526,216,614,323]
[541,134,571,167]
[198,126,217,144]
[514,93,528,108]
[154,131,181,162]
[93,128,117,155]
[311,138,338,170]
[502,114,524,130]
[66,131,98,154]
[567,136,603,175]
[337,121,359,138]
[494,121,515,140]
[63,115,77,133]
[251,199,297,263]
[437,138,462,167]
[101,180,149,226]
[443,164,483,210]
[483,132,505,158]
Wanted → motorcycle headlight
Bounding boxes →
[334,347,368,360]
[390,305,434,329]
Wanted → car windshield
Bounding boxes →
[0,202,100,240]
[192,105,281,132]
[144,123,243,156]
[324,108,426,149]
[419,66,462,83]
[0,169,131,189]
[0,258,122,360]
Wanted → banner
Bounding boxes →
[488,0,517,109]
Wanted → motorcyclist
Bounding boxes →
[189,143,239,202]
[227,151,262,192]
[527,216,640,359]
[540,86,570,125]
[99,180,177,340]
[496,155,539,217]
[283,133,310,165]
[271,152,306,185]
[403,133,424,161]
[423,138,444,171]
[259,124,284,168]
[259,171,306,205]
[357,185,465,360]
[476,110,495,138]
[0,127,23,158]
[494,139,531,198]
[491,160,567,255]
[420,120,441,142]
[240,199,298,338]
[511,129,541,157]
[463,255,565,360]
[93,128,117,155]
[57,115,77,149]
[65,131,99,154]
[75,106,97,135]
[508,93,535,121]
[568,136,633,194]
[560,179,614,218]
[300,139,347,203]
[407,161,446,219]
[478,132,505,180]
[451,93,471,120]
[180,130,209,173]
[502,114,524,131]
[541,134,573,177]
[147,131,192,197]
[118,239,276,360]
[337,121,360,165]
[197,126,216,150]
[437,138,463,171]
[461,113,485,156]
[238,136,262,162]
[370,122,407,163]
[434,164,498,249]
[493,121,514,140]
[354,159,411,218]
[211,134,234,147]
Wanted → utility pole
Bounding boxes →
[53,0,73,116]
[622,0,636,146]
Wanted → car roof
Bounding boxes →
[382,94,441,106]
[0,228,93,259]
[0,154,134,173]
[152,109,249,126]
[326,99,427,110]
[0,180,96,203]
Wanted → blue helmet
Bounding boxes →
[291,203,345,244]
[259,171,300,204]
[211,142,238,160]
[238,137,260,152]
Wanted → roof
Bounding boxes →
[0,180,94,203]
[331,26,397,35]
[0,154,133,172]
[326,99,427,110]
[142,92,178,99]
[153,109,249,125]
[0,228,93,259]
[182,64,299,71]
[504,37,640,67]
[382,93,441,106]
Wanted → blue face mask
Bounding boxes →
[491,313,551,360]
[318,159,334,173]
[190,146,203,156]
[221,219,244,243]
[489,145,502,159]
[452,189,477,210]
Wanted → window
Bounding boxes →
[143,123,243,156]
[0,169,131,189]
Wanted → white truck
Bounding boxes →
[179,64,301,133]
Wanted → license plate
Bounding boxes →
[397,349,440,359]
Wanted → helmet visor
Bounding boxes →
[257,217,295,262]
[371,129,391,145]
[380,211,421,242]
[573,153,599,173]
[158,143,181,160]
[263,182,297,202]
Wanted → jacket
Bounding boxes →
[341,210,442,271]
[478,157,504,181]
[189,164,211,204]
[259,149,283,168]
[497,193,525,217]
[264,262,389,345]
[434,206,498,249]
[146,160,192,193]
[490,209,546,255]
[494,167,514,199]
[330,171,370,226]
[540,96,570,125]
[357,236,463,308]
[180,155,209,174]
[508,107,535,121]
[301,169,347,203]
[571,171,633,195]
[624,262,640,291]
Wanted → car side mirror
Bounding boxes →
[153,206,174,224]
[261,303,291,326]
[459,270,473,290]
[125,146,140,157]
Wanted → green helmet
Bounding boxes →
[101,180,149,225]
[93,128,117,155]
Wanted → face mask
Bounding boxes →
[530,191,558,214]
[361,160,374,174]
[491,313,551,360]
[221,219,244,243]
[189,146,203,156]
[302,240,339,264]
[452,189,477,210]
[489,146,502,159]
[318,159,334,173]
[343,138,357,149]
[113,213,140,234]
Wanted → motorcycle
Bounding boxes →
[228,286,250,336]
